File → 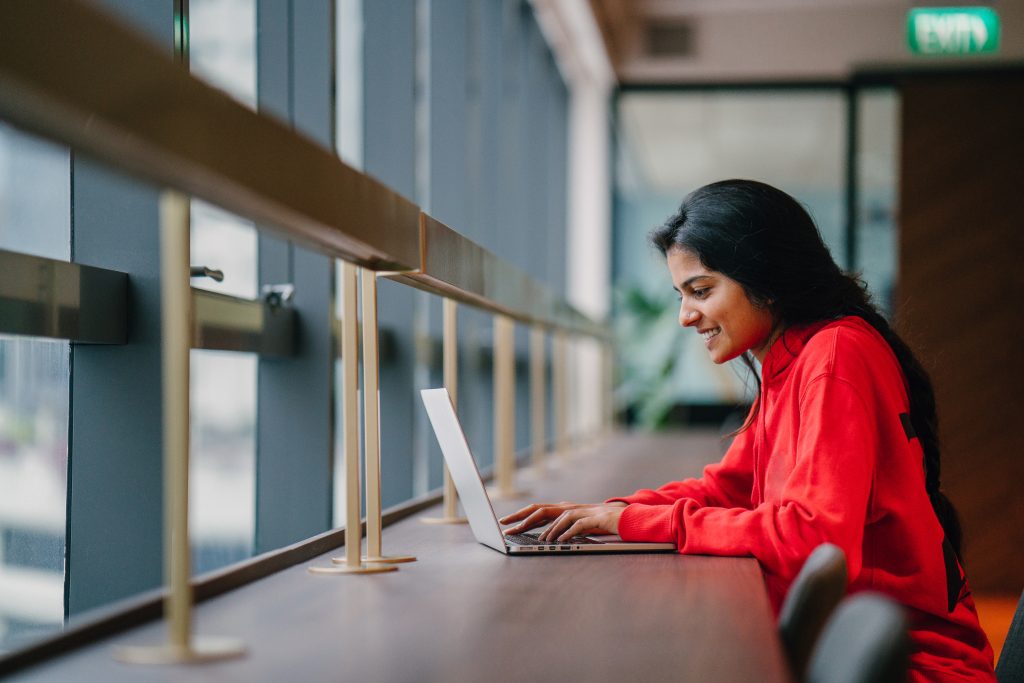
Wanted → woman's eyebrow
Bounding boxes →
[679,275,712,290]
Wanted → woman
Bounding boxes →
[500,180,995,681]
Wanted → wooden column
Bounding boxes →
[898,73,1024,592]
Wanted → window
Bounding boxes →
[187,0,259,573]
[0,124,70,652]
[855,89,900,317]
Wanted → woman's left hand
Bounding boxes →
[532,504,627,542]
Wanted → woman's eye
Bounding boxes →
[692,288,709,299]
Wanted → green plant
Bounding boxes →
[613,284,688,429]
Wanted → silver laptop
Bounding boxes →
[420,388,676,555]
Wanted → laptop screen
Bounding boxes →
[421,388,508,552]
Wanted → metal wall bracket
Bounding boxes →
[0,248,128,344]
[260,283,294,310]
[192,288,295,358]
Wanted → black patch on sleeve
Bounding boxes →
[943,536,967,613]
[899,412,917,441]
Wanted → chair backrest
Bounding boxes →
[806,593,909,683]
[996,589,1024,683]
[778,543,848,680]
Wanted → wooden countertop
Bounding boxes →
[12,431,791,682]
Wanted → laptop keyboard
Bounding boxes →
[505,532,601,546]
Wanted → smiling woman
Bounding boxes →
[502,180,998,683]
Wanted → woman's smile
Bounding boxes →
[699,327,721,347]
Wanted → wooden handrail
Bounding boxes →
[0,0,608,339]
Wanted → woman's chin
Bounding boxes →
[710,346,743,364]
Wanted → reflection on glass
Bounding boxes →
[190,351,256,574]
[856,89,900,317]
[0,123,70,654]
[614,91,845,409]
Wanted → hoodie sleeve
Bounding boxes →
[617,374,874,584]
[606,410,756,509]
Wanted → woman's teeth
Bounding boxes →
[702,328,721,342]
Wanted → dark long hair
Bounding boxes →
[650,179,962,557]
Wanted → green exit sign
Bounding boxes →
[907,7,1000,55]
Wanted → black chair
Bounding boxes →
[996,589,1024,683]
[806,593,909,683]
[778,543,848,680]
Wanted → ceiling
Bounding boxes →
[587,0,1024,84]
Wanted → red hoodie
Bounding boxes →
[611,317,995,682]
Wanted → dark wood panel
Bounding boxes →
[898,72,1024,593]
[9,432,790,683]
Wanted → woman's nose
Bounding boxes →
[679,307,699,328]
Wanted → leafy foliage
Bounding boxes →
[613,284,688,430]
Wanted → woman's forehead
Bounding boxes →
[666,248,715,286]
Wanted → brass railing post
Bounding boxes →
[492,315,525,498]
[530,325,546,472]
[553,329,569,459]
[604,340,615,436]
[116,192,245,664]
[422,298,468,524]
[309,262,394,576]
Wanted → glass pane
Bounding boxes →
[189,0,257,109]
[335,0,363,168]
[0,338,69,653]
[188,0,259,300]
[0,123,70,653]
[855,89,900,318]
[614,90,845,414]
[190,199,258,299]
[187,0,259,571]
[190,351,256,574]
[0,122,70,260]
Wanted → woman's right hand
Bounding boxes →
[499,501,627,537]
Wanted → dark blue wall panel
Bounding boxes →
[254,0,334,553]
[66,0,174,616]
